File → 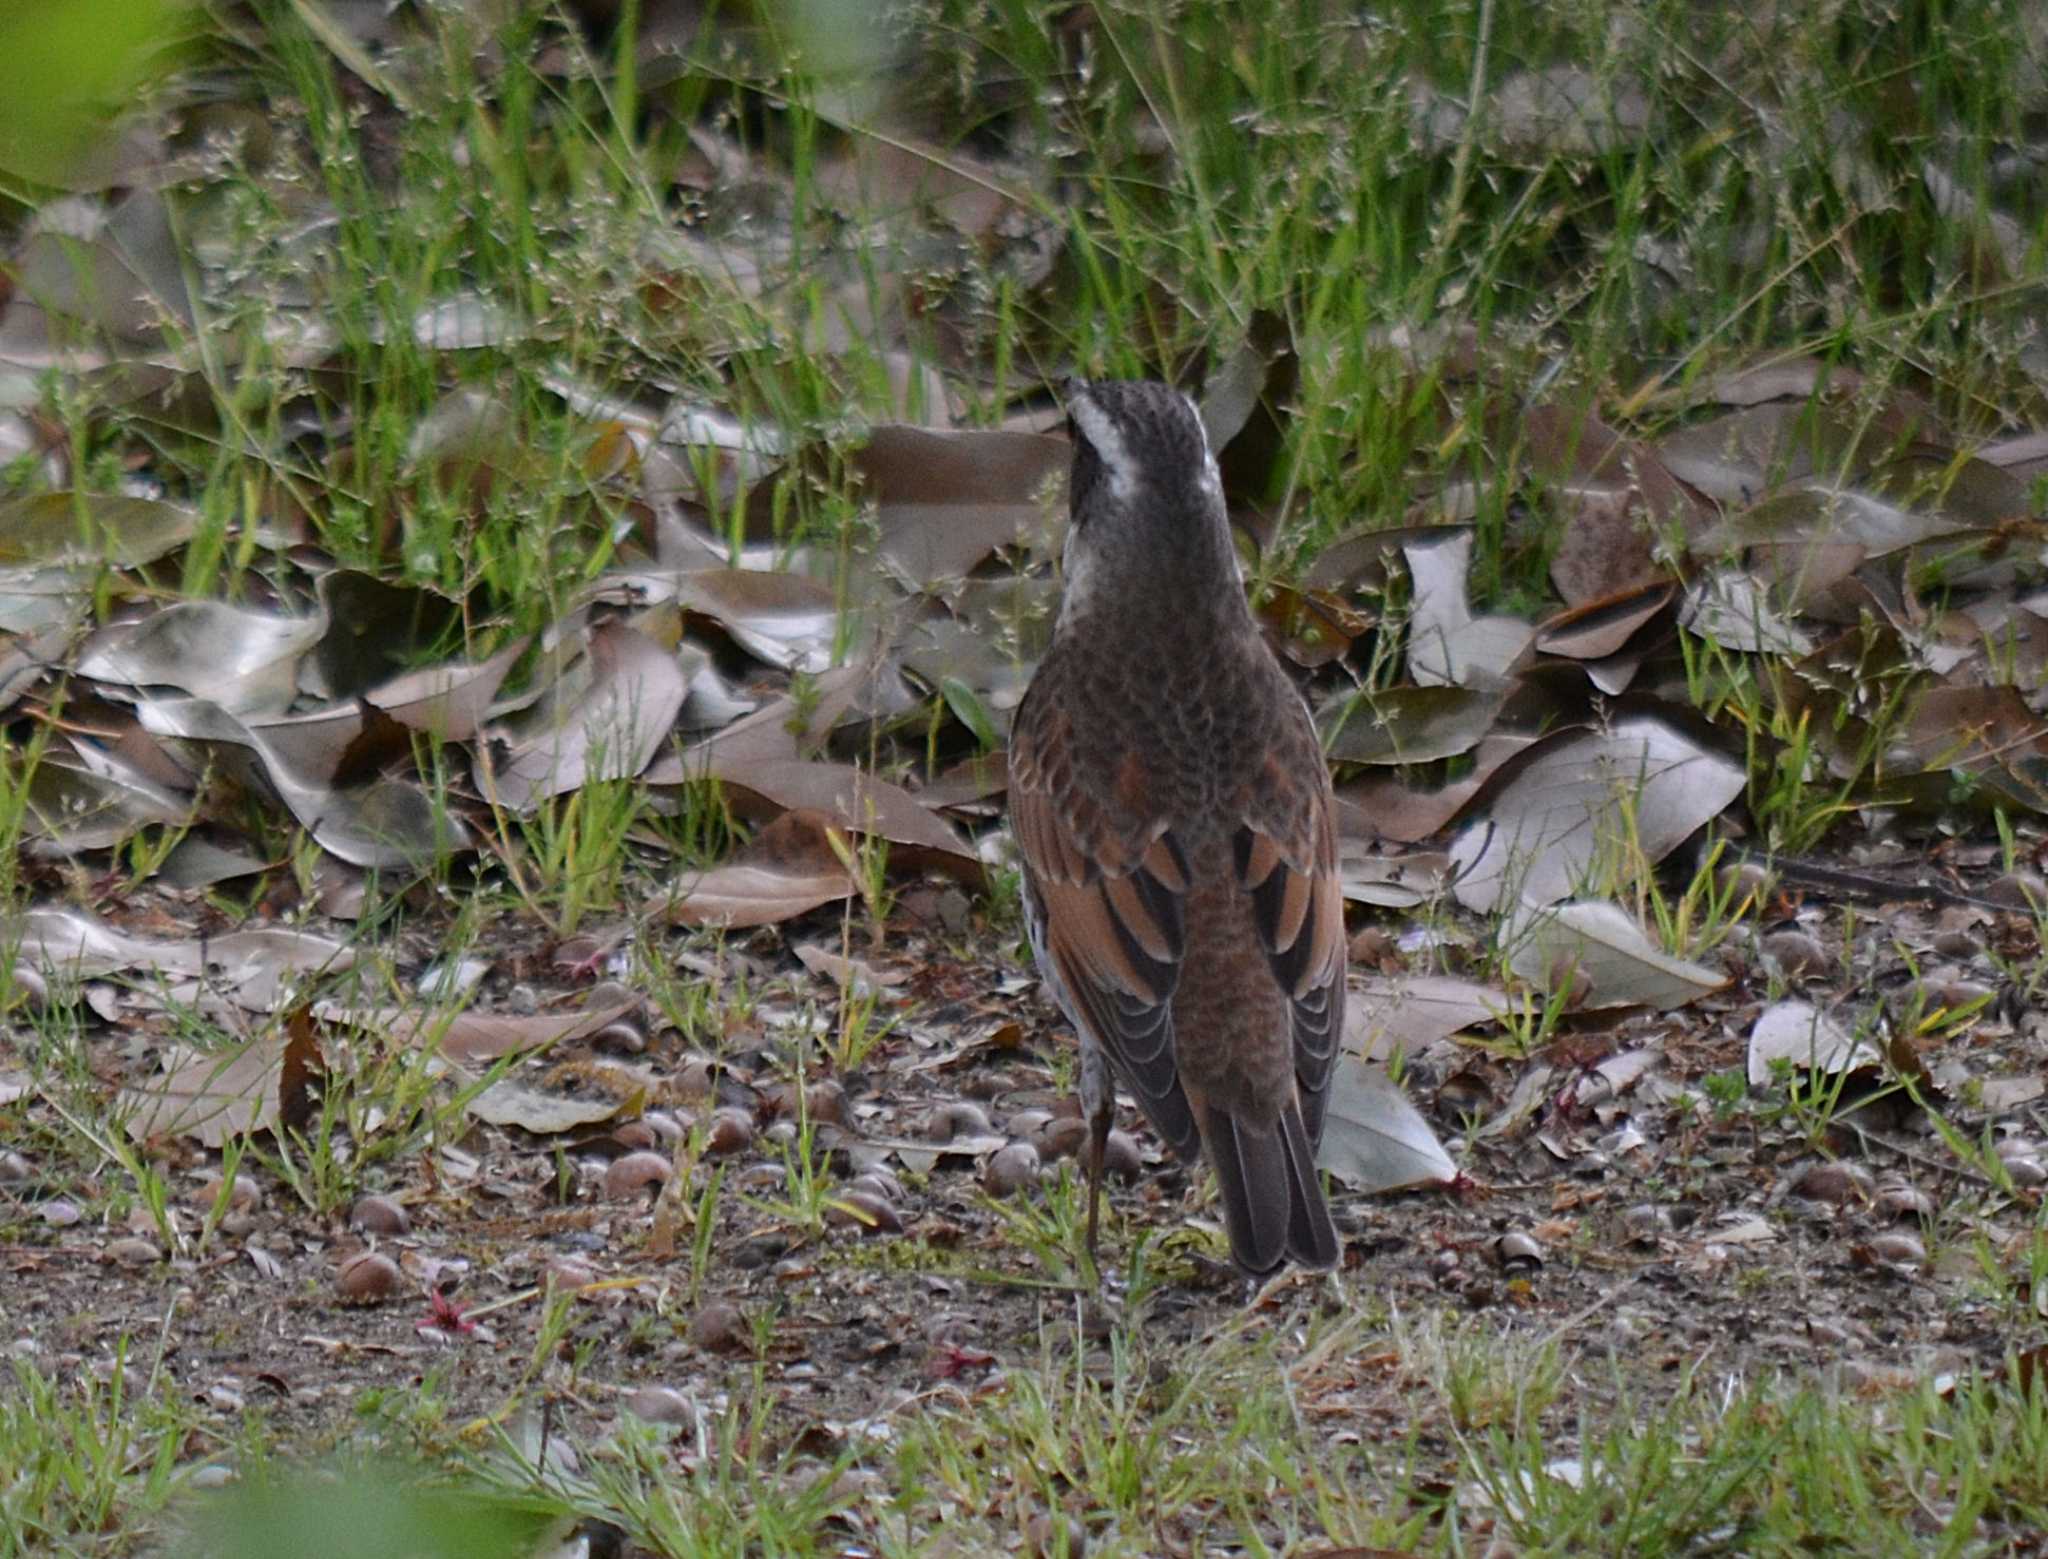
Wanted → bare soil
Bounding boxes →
[7,846,2045,1553]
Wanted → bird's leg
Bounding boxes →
[1079,1040,1114,1274]
[1084,1098,1113,1263]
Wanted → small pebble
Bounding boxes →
[545,1257,600,1292]
[732,1233,790,1270]
[1435,1072,1493,1117]
[190,1176,260,1213]
[350,1194,411,1235]
[1100,1129,1143,1183]
[983,1142,1042,1198]
[927,1101,993,1142]
[847,1168,904,1203]
[1033,1117,1089,1162]
[623,1386,693,1425]
[1347,925,1400,966]
[825,1190,904,1234]
[604,1151,673,1200]
[105,1236,161,1269]
[1873,1181,1934,1221]
[1759,927,1833,981]
[1861,1232,1926,1269]
[1931,928,1983,960]
[1622,1204,1672,1243]
[641,1111,687,1144]
[2001,1157,2046,1188]
[767,1078,848,1126]
[613,1120,660,1152]
[691,1301,753,1355]
[593,1014,647,1053]
[338,1251,401,1302]
[704,1108,755,1157]
[734,1162,786,1192]
[1984,871,2047,912]
[1717,860,1776,910]
[0,1150,30,1183]
[1930,978,1995,1012]
[803,1079,849,1126]
[1006,1108,1055,1139]
[673,1055,720,1099]
[1791,1161,1873,1206]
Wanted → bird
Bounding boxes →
[1007,377,1345,1279]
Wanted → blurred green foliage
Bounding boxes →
[0,0,181,186]
[172,1457,560,1559]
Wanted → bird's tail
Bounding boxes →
[1205,1101,1340,1278]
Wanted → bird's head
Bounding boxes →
[1058,378,1237,623]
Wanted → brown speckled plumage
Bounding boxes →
[1010,379,1344,1279]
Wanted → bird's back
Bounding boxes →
[1020,610,1329,1103]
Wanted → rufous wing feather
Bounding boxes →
[1010,697,1199,1159]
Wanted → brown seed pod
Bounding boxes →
[338,1250,401,1302]
[604,1150,673,1199]
[983,1142,1042,1198]
[350,1193,411,1235]
[704,1107,756,1158]
[825,1190,905,1234]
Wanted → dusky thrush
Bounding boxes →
[1009,378,1344,1279]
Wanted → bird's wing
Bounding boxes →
[1009,690,1197,1157]
[1234,741,1346,1142]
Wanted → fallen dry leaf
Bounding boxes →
[1316,1056,1457,1192]
[851,425,1065,587]
[1321,684,1505,766]
[137,692,468,869]
[1337,838,1453,908]
[701,757,977,875]
[479,620,686,810]
[1747,999,1883,1088]
[1404,530,1536,687]
[1448,716,1745,911]
[76,600,324,716]
[670,569,842,673]
[466,1075,637,1134]
[315,996,642,1066]
[0,491,199,568]
[10,905,353,1010]
[1345,974,1506,1059]
[1681,569,1815,655]
[793,942,904,1000]
[669,809,858,928]
[1504,899,1727,1010]
[305,570,468,700]
[119,1008,323,1147]
[19,737,193,856]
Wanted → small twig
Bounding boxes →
[1836,1119,2000,1191]
[1732,850,2027,916]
